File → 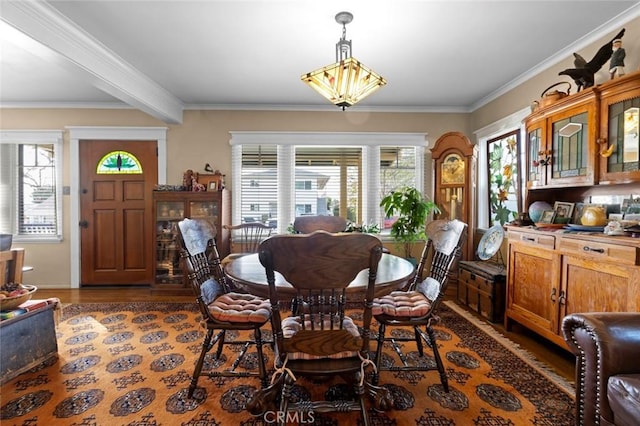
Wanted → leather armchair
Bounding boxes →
[562,313,640,426]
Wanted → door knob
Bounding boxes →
[79,220,89,228]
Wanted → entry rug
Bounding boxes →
[0,301,575,425]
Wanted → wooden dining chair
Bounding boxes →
[221,222,273,265]
[177,218,271,397]
[248,231,391,425]
[371,219,467,391]
[292,215,348,233]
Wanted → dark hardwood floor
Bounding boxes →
[35,287,576,384]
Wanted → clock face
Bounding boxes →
[441,153,465,184]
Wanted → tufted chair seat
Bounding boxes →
[372,277,440,317]
[177,218,271,397]
[372,220,467,391]
[281,315,361,360]
[207,292,271,323]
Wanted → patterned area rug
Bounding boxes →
[0,300,575,425]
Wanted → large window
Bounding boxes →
[229,132,426,234]
[0,131,63,241]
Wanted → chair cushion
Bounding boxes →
[415,277,441,302]
[281,315,360,360]
[207,292,271,324]
[608,374,640,426]
[372,290,432,317]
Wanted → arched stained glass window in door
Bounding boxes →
[96,151,143,174]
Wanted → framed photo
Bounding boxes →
[539,210,556,224]
[208,181,218,191]
[572,203,603,225]
[553,202,574,220]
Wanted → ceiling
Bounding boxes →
[1,1,639,124]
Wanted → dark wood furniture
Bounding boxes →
[507,71,640,349]
[371,219,467,390]
[152,190,230,292]
[249,231,390,425]
[563,313,640,426]
[458,260,506,323]
[222,222,273,263]
[176,218,271,397]
[224,251,415,301]
[292,215,347,233]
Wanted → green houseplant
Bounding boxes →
[380,186,440,259]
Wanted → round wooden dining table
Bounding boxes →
[224,252,416,300]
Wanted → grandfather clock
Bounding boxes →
[431,131,476,262]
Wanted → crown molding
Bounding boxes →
[0,1,184,123]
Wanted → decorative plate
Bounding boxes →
[477,225,505,260]
[534,223,566,229]
[566,224,605,232]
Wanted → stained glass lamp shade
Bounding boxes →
[302,11,386,110]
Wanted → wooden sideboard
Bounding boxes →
[508,71,640,349]
[505,225,640,349]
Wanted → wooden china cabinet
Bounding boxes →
[507,71,640,349]
[152,189,230,293]
[524,87,598,198]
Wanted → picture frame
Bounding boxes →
[197,173,223,190]
[553,201,574,220]
[572,203,603,225]
[208,181,218,191]
[539,210,557,224]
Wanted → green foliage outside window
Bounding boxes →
[488,133,520,225]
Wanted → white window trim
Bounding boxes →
[0,130,64,242]
[474,107,530,229]
[229,131,428,233]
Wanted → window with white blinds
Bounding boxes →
[230,132,426,234]
[0,131,63,241]
[238,144,278,224]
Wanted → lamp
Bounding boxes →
[301,11,387,110]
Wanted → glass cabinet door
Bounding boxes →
[604,98,640,174]
[155,200,184,284]
[551,111,588,180]
[189,200,219,220]
[527,126,543,188]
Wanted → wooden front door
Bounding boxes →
[80,140,157,285]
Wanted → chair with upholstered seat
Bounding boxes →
[372,219,467,390]
[248,231,391,425]
[292,215,348,233]
[177,218,271,397]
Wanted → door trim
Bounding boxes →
[68,126,168,288]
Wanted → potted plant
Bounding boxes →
[380,186,440,260]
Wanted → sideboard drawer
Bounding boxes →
[507,230,555,249]
[559,238,639,265]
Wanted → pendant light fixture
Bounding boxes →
[301,11,387,110]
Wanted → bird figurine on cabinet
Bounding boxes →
[600,143,616,158]
[559,28,625,91]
